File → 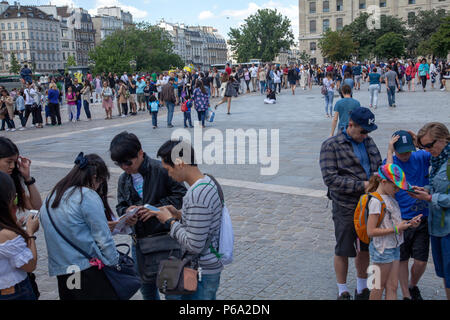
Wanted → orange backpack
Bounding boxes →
[354,192,386,244]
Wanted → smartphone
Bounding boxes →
[30,210,40,219]
[144,204,160,212]
[407,189,418,194]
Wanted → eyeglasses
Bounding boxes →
[419,139,437,149]
[114,159,133,167]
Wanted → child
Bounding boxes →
[366,164,421,300]
[15,90,26,130]
[264,88,276,104]
[66,86,77,123]
[183,98,194,128]
[148,94,159,129]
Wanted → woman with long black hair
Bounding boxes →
[0,171,39,300]
[193,79,210,128]
[39,153,120,300]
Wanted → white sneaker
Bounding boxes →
[19,127,26,131]
[11,128,16,132]
[121,115,126,118]
[5,128,10,131]
[72,120,77,123]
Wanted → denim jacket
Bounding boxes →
[40,187,119,277]
[428,160,450,237]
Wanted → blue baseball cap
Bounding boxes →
[393,130,416,154]
[350,107,378,132]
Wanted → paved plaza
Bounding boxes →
[2,81,449,300]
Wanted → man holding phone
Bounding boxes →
[109,131,187,300]
[385,130,431,300]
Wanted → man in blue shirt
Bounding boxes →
[330,84,361,136]
[353,63,362,90]
[385,130,431,300]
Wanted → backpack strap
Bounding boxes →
[366,192,386,228]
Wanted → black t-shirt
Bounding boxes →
[72,84,83,101]
[128,80,137,94]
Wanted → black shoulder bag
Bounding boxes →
[46,208,141,300]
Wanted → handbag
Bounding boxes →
[156,238,211,295]
[46,207,141,300]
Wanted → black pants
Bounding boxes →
[83,100,92,119]
[23,104,33,127]
[48,103,61,125]
[57,266,118,300]
[421,76,427,89]
[31,104,42,125]
[122,103,128,115]
[1,112,15,130]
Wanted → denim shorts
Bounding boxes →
[369,241,400,264]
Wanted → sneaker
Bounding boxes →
[10,128,16,132]
[441,88,446,91]
[409,286,423,300]
[121,115,126,118]
[19,127,26,131]
[168,124,174,128]
[354,288,370,300]
[5,128,10,131]
[337,292,352,300]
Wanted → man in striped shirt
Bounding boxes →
[142,139,223,300]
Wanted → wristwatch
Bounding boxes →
[164,217,177,229]
[24,177,36,186]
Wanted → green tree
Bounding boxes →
[428,16,450,58]
[318,30,356,63]
[374,32,406,60]
[67,55,77,67]
[9,53,21,74]
[299,50,311,64]
[343,13,407,60]
[228,9,294,62]
[89,23,183,74]
[406,9,448,57]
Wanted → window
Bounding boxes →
[336,18,343,30]
[9,43,13,50]
[0,23,4,30]
[2,43,6,50]
[30,31,33,39]
[17,53,21,60]
[310,20,316,33]
[23,42,26,50]
[310,42,317,51]
[8,32,12,40]
[21,32,25,39]
[29,21,33,29]
[323,1,330,13]
[7,23,11,30]
[323,19,330,32]
[23,53,27,60]
[16,42,20,50]
[408,0,416,4]
[1,33,5,40]
[309,2,316,14]
[408,12,416,23]
[359,0,366,9]
[379,1,387,7]
[21,22,24,29]
[15,32,19,40]
[337,0,343,11]
[14,22,18,29]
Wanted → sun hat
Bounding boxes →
[378,164,412,191]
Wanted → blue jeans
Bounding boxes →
[430,234,450,288]
[166,101,175,126]
[260,81,266,94]
[83,100,91,119]
[0,277,36,300]
[324,91,334,115]
[267,79,273,91]
[184,111,192,127]
[387,86,396,106]
[76,100,82,120]
[197,110,206,127]
[151,111,158,127]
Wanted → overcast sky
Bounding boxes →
[17,0,299,40]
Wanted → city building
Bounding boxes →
[158,20,227,70]
[97,7,133,27]
[39,5,95,68]
[0,2,63,74]
[92,14,123,45]
[299,0,450,64]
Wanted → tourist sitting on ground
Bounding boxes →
[264,88,276,104]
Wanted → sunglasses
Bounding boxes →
[419,139,437,149]
[114,159,133,167]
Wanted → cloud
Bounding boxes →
[198,10,215,20]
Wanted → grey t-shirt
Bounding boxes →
[385,70,398,87]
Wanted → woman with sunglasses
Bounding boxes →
[39,153,119,300]
[408,122,450,300]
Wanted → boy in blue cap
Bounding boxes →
[385,130,431,300]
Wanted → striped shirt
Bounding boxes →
[170,175,223,275]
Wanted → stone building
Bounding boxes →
[299,0,450,64]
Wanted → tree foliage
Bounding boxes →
[67,55,77,67]
[318,30,356,63]
[429,16,450,58]
[374,32,406,60]
[89,22,184,74]
[227,9,294,62]
[343,13,407,60]
[9,53,21,74]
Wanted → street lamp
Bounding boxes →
[129,59,136,72]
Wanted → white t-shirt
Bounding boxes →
[368,195,404,254]
[131,173,144,199]
[250,67,258,78]
[0,236,33,289]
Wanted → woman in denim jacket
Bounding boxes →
[409,122,450,300]
[40,153,119,300]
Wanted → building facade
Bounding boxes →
[299,0,450,64]
[0,3,63,74]
[158,21,227,70]
[97,7,133,27]
[92,14,123,45]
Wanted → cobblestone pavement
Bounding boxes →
[2,81,449,300]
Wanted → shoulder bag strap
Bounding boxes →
[46,202,93,260]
